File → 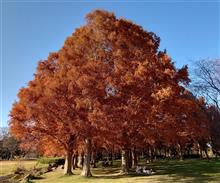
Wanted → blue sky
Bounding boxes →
[1,1,219,127]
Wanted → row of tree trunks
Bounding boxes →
[121,147,139,174]
[65,143,213,176]
[146,147,158,163]
[198,142,210,159]
[65,142,212,177]
[64,152,84,175]
[63,138,92,176]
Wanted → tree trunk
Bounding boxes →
[78,153,84,168]
[77,155,82,168]
[154,147,158,160]
[167,149,171,159]
[64,151,73,175]
[204,149,209,159]
[92,152,97,168]
[148,148,153,163]
[165,148,168,158]
[132,148,138,168]
[72,154,75,169]
[177,144,183,161]
[81,139,92,177]
[121,148,129,174]
[198,143,203,158]
[128,150,132,168]
[74,153,78,168]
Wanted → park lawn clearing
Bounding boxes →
[0,159,220,182]
[34,159,220,183]
[0,160,46,176]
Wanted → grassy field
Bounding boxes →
[0,160,40,176]
[1,159,220,183]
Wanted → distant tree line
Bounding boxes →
[0,128,21,159]
[0,128,39,160]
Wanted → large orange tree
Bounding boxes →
[10,53,81,175]
[57,10,191,173]
[10,9,207,176]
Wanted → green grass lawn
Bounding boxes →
[1,159,220,183]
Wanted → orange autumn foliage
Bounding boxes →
[9,9,209,175]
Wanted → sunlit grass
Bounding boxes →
[1,159,220,182]
[0,160,45,176]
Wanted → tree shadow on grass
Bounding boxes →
[92,167,120,175]
[146,159,220,183]
[89,173,151,180]
[90,159,220,182]
[91,167,154,180]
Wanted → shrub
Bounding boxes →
[183,154,201,159]
[37,157,64,165]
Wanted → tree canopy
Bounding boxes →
[9,10,213,176]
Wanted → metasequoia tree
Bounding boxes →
[10,53,80,175]
[71,11,190,173]
[105,51,190,172]
[10,9,205,176]
[154,90,209,160]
